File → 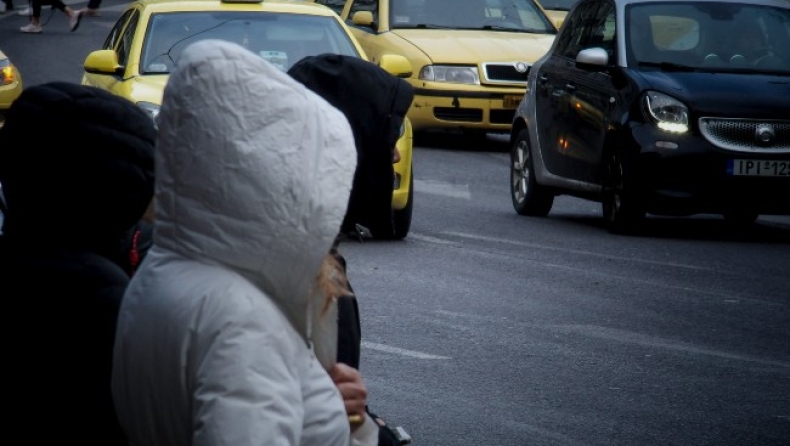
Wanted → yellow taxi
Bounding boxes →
[0,49,23,129]
[314,0,557,139]
[82,0,416,239]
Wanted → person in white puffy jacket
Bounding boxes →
[111,39,379,446]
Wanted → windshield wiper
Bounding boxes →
[413,23,457,29]
[411,23,539,32]
[481,24,524,31]
[637,61,697,72]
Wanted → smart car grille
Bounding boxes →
[699,118,790,153]
[482,63,530,84]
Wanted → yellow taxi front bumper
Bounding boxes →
[408,86,524,133]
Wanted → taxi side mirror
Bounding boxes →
[83,50,124,76]
[352,10,376,30]
[378,54,412,78]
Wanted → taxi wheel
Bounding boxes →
[390,172,414,240]
[511,129,553,216]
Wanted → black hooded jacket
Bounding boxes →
[288,54,415,238]
[288,56,415,446]
[0,83,155,444]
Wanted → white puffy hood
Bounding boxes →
[153,39,356,339]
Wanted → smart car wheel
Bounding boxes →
[602,150,645,234]
[511,129,553,217]
[722,208,758,226]
[390,172,414,240]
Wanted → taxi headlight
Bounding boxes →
[1,62,14,86]
[419,65,480,85]
[643,91,689,134]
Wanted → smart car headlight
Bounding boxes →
[137,101,161,128]
[643,91,689,134]
[419,65,480,85]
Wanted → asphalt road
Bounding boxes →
[2,0,124,87]
[3,3,790,445]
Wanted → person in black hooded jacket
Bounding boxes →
[289,53,414,241]
[0,82,156,445]
[288,54,415,446]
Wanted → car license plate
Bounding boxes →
[503,95,522,109]
[728,159,790,177]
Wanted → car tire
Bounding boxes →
[602,149,645,234]
[389,169,414,240]
[722,209,758,226]
[511,129,553,216]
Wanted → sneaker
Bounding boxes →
[81,7,100,17]
[20,23,42,33]
[69,11,82,32]
[17,6,30,15]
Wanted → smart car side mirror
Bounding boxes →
[576,47,609,68]
[378,54,413,78]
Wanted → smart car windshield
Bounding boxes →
[390,0,556,33]
[141,12,360,74]
[627,2,790,74]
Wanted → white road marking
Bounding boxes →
[407,233,460,245]
[554,324,790,368]
[415,179,471,199]
[431,231,776,300]
[442,230,717,272]
[361,341,451,360]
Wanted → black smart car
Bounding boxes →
[510,0,790,233]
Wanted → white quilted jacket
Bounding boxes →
[112,39,377,446]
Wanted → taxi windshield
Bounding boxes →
[141,12,360,74]
[390,0,556,33]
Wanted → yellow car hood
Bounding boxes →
[392,30,555,64]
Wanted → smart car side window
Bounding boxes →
[555,1,600,59]
[589,1,616,63]
[552,6,577,55]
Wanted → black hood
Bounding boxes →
[0,82,156,247]
[288,54,414,237]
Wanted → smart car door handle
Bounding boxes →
[539,75,548,84]
[564,83,576,91]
